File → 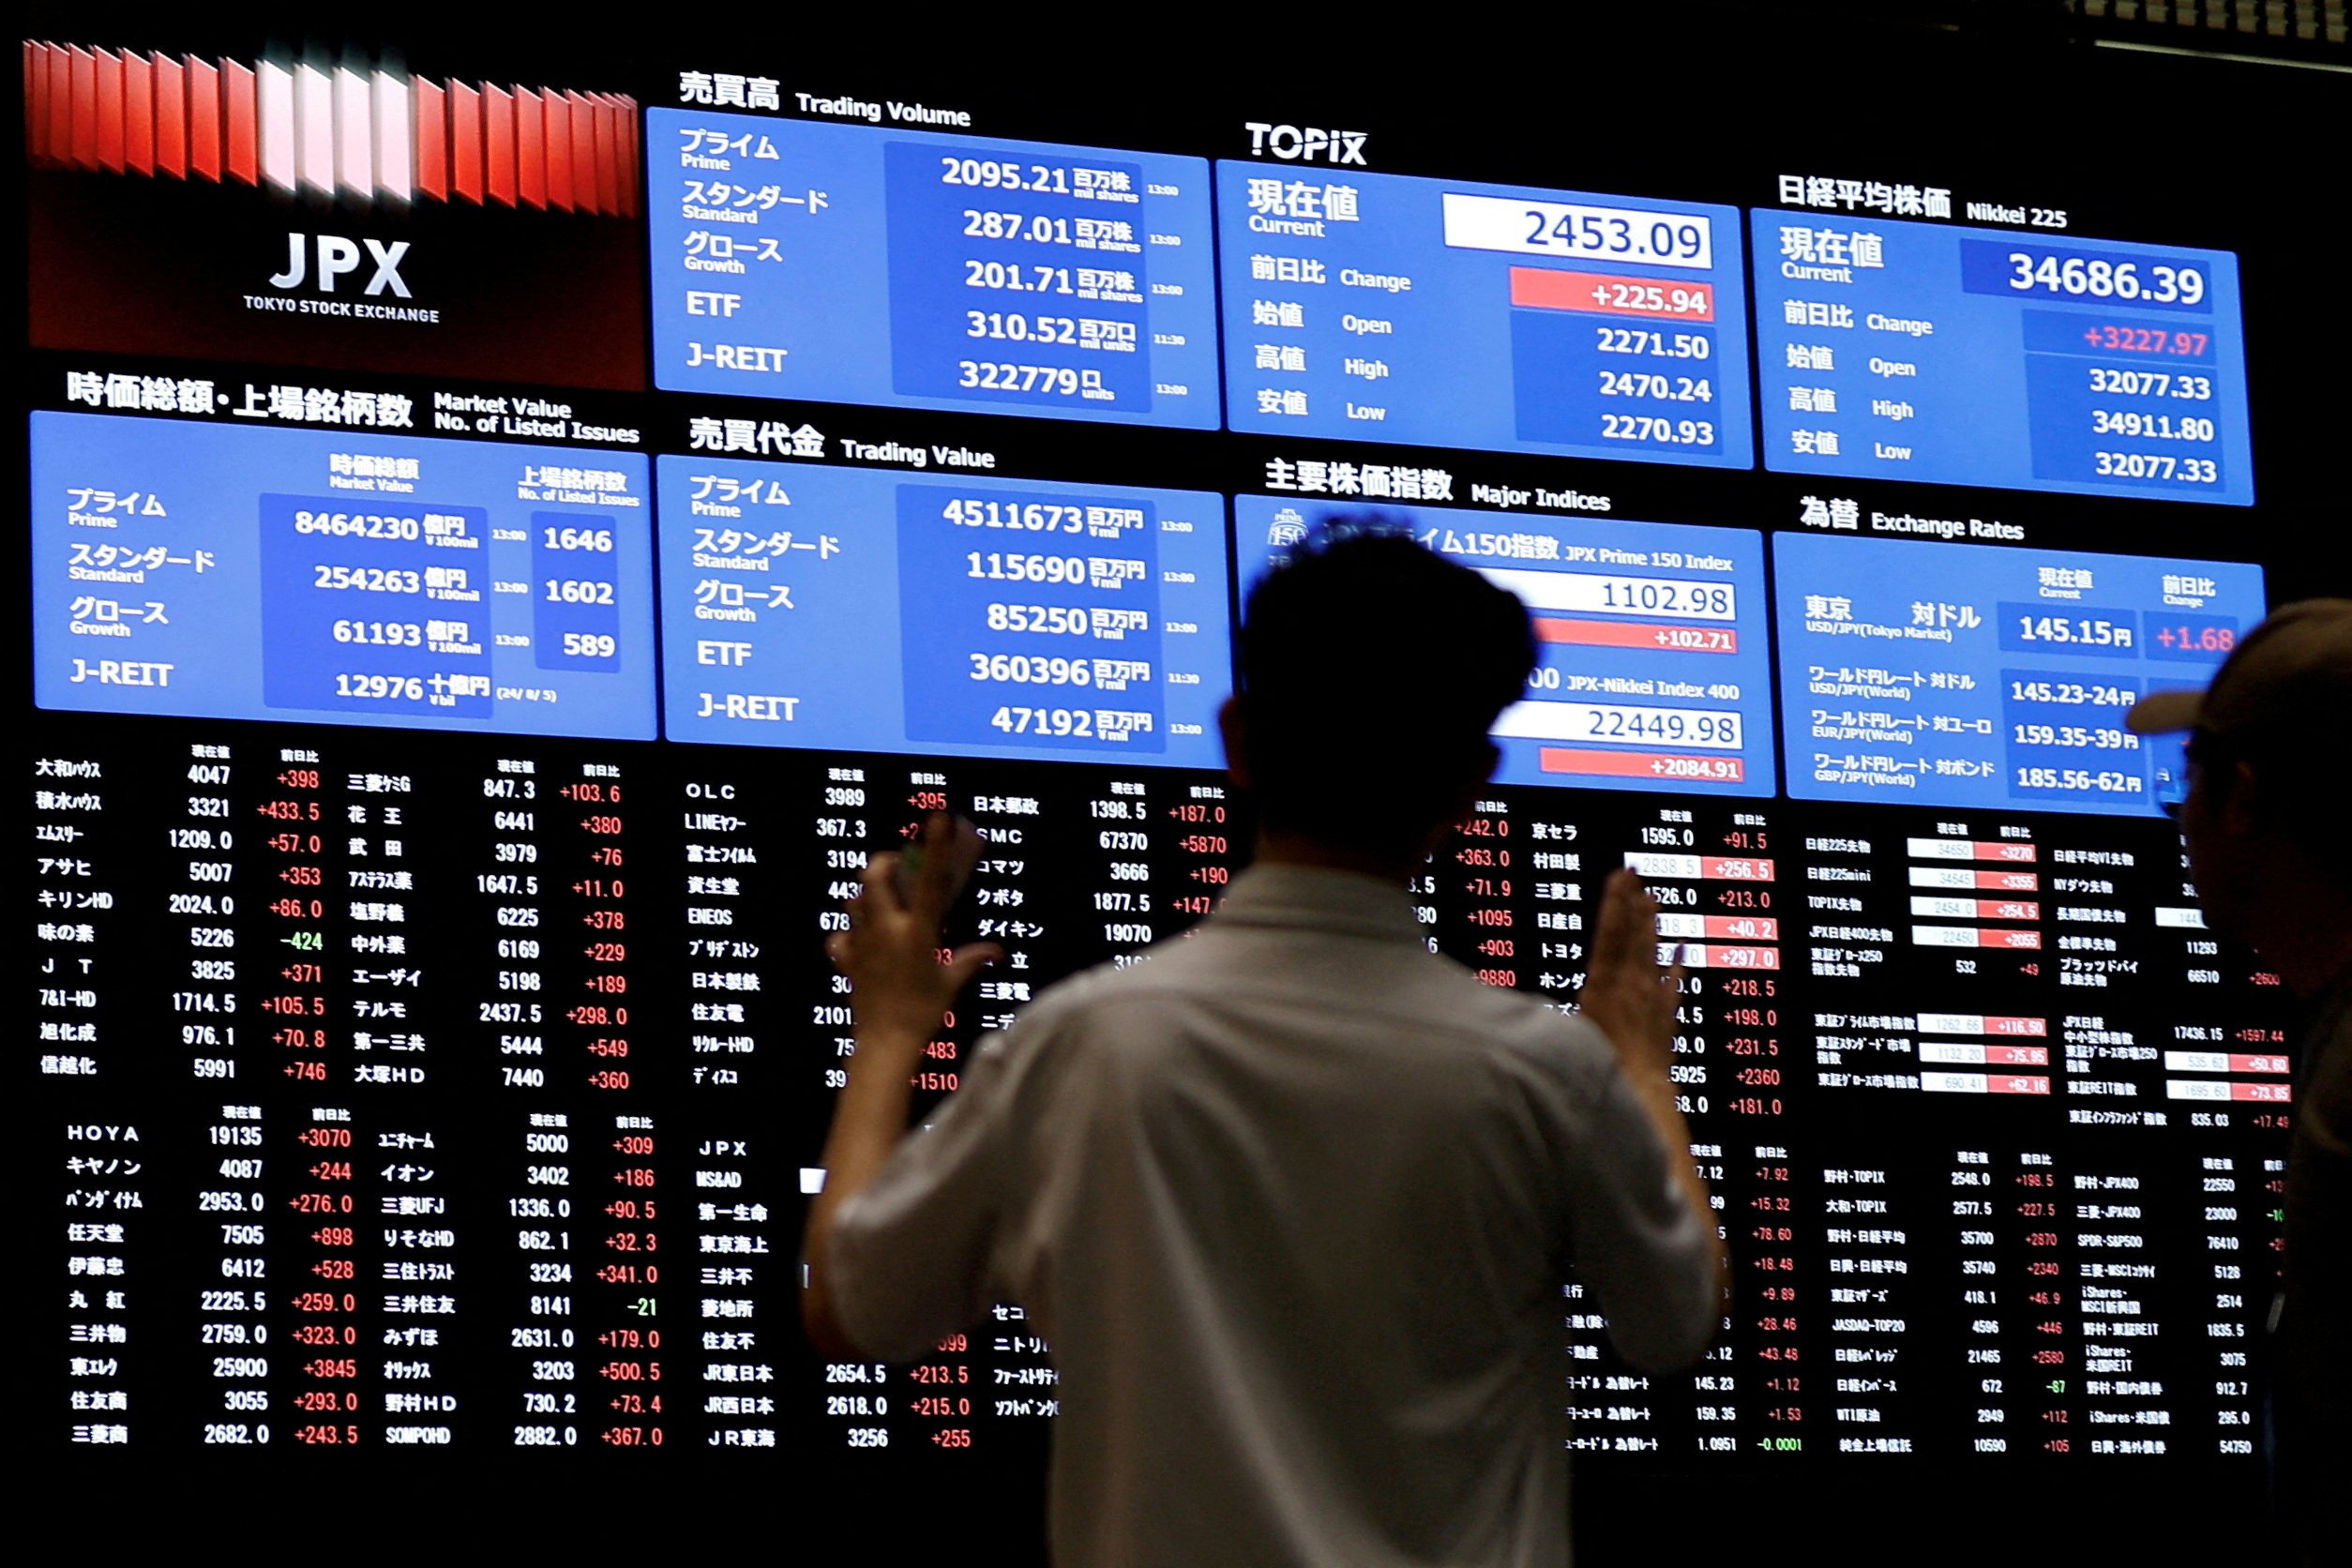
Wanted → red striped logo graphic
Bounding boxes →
[23,42,640,216]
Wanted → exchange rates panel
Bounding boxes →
[1219,166,1753,466]
[648,111,1218,426]
[1752,211,2252,504]
[658,460,1229,765]
[1774,532,2265,814]
[1233,498,1774,794]
[31,413,656,738]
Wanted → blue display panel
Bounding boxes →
[1216,167,1752,466]
[649,111,1219,427]
[31,413,656,737]
[657,460,1229,764]
[1753,212,2253,504]
[1774,533,2265,815]
[1232,497,1774,794]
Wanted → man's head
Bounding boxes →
[2127,597,2352,988]
[1227,522,1535,863]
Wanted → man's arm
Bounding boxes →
[1575,869,1731,1326]
[801,816,1002,1358]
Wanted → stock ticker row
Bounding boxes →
[34,409,2263,818]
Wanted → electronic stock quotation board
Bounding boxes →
[18,19,2335,1546]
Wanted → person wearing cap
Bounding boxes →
[2126,597,2352,1567]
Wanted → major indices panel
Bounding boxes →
[1236,497,1776,794]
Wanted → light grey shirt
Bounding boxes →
[831,864,1719,1567]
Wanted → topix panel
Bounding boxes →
[1774,531,2266,814]
[1234,497,1775,795]
[1219,165,1753,467]
[32,413,656,737]
[658,460,1229,764]
[1753,211,2253,505]
[649,111,1219,427]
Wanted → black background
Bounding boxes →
[15,4,2349,1560]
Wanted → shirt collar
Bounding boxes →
[1209,863,1425,945]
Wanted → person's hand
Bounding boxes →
[1578,868,1727,1308]
[1576,868,1683,1074]
[804,814,1003,1359]
[826,813,1004,1043]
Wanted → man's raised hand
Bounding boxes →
[1576,867,1726,1303]
[826,813,1003,1041]
[1576,868,1683,1073]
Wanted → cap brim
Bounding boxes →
[2125,687,2204,734]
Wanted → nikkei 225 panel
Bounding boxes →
[1754,211,2252,505]
[1220,165,1753,468]
[649,110,1218,429]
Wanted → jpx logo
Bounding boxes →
[268,234,414,297]
[1244,123,1366,166]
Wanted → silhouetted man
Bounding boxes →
[803,530,1726,1566]
[2128,598,2352,1567]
